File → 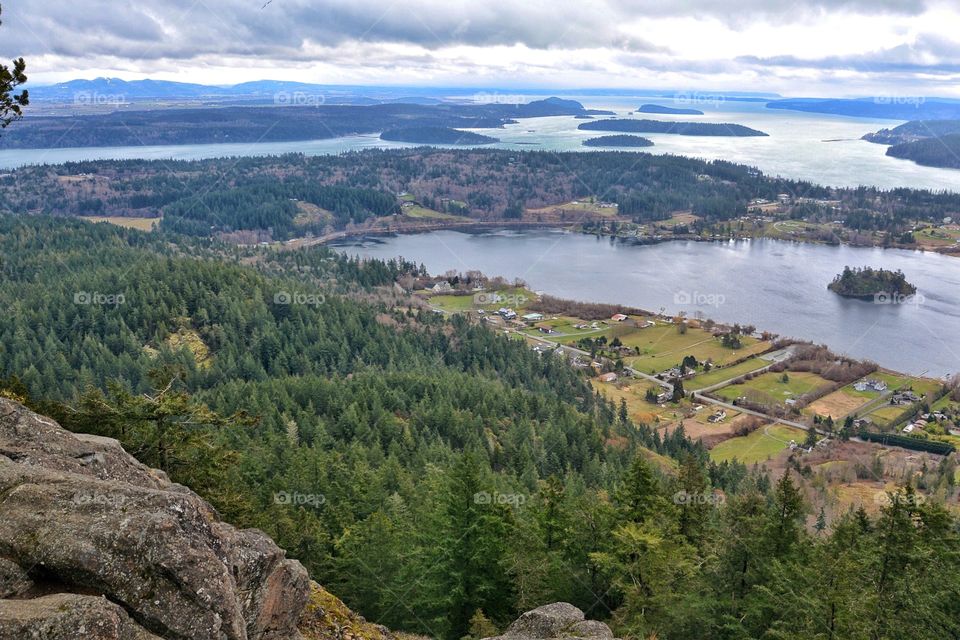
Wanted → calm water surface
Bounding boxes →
[338,230,960,377]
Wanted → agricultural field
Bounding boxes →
[526,198,620,219]
[620,324,770,374]
[686,357,769,390]
[709,424,807,465]
[426,287,535,313]
[712,370,833,407]
[402,204,467,220]
[82,216,160,231]
[655,212,700,228]
[806,383,880,420]
[914,225,960,248]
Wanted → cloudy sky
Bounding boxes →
[3,0,960,96]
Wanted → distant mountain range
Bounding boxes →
[767,97,960,120]
[26,78,782,105]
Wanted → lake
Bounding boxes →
[337,230,960,377]
[2,96,959,191]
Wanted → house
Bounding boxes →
[598,372,618,383]
[522,313,544,322]
[891,391,920,405]
[536,324,555,334]
[611,313,628,322]
[498,308,517,320]
[708,410,727,423]
[854,378,887,393]
[656,391,672,404]
[431,281,453,293]
[902,423,917,433]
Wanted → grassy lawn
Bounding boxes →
[427,287,535,313]
[709,424,807,464]
[526,198,619,217]
[592,379,683,425]
[714,371,832,406]
[82,216,160,231]
[621,324,769,375]
[864,404,908,427]
[403,205,467,220]
[686,357,769,390]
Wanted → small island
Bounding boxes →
[828,266,917,301]
[582,134,654,148]
[637,104,704,115]
[578,119,768,137]
[380,127,499,145]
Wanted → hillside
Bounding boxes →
[636,104,704,115]
[1,217,959,640]
[578,119,768,136]
[581,134,654,147]
[0,99,597,149]
[861,119,960,145]
[767,97,960,120]
[380,126,499,144]
[885,133,960,169]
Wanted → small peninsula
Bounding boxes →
[578,119,768,137]
[637,104,704,115]
[380,127,499,145]
[582,134,654,148]
[828,266,917,301]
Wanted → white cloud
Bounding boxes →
[3,0,959,95]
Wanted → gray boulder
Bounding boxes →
[0,397,310,640]
[486,603,617,640]
[0,593,163,640]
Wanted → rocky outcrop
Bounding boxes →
[484,603,617,640]
[0,397,310,640]
[0,593,163,640]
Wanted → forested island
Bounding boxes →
[579,119,768,136]
[380,127,498,145]
[636,104,704,115]
[828,266,917,300]
[2,148,960,243]
[582,134,654,147]
[861,120,960,145]
[885,134,960,169]
[0,98,600,149]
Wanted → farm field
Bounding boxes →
[709,424,807,464]
[427,287,535,312]
[712,370,833,406]
[686,357,769,390]
[81,216,159,231]
[806,385,877,420]
[526,198,620,218]
[621,324,770,374]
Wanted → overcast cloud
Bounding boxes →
[2,0,959,96]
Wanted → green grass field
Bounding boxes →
[714,371,831,405]
[686,357,769,390]
[428,287,535,312]
[620,325,769,374]
[709,424,807,464]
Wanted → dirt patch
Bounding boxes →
[807,390,869,419]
